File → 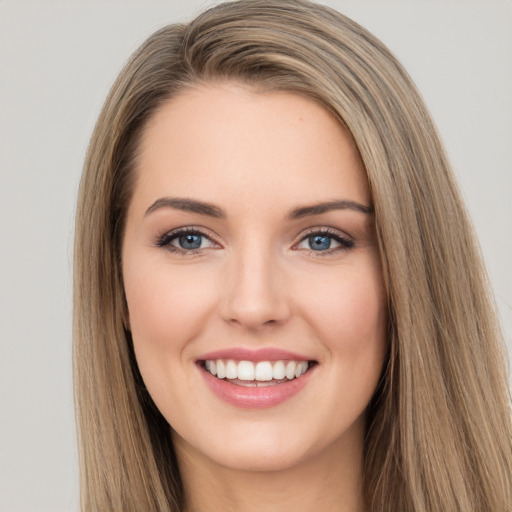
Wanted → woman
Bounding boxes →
[73,0,512,510]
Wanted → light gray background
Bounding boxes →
[1,1,510,510]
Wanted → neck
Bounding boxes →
[175,424,366,512]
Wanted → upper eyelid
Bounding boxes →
[161,226,216,238]
[157,226,221,247]
[295,226,352,241]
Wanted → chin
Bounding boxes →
[173,417,360,475]
[209,445,309,474]
[221,441,308,473]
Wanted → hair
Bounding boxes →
[73,1,512,510]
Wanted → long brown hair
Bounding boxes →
[74,1,512,510]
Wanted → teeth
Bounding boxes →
[273,360,286,380]
[216,360,226,379]
[295,361,308,378]
[205,360,216,376]
[237,360,255,380]
[255,361,273,381]
[204,359,310,382]
[285,361,296,380]
[225,360,237,379]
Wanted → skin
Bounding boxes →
[122,83,388,512]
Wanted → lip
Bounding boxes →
[196,347,317,409]
[198,365,315,409]
[196,347,312,363]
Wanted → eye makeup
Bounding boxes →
[154,225,355,257]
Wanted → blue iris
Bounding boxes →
[309,234,331,251]
[178,234,202,250]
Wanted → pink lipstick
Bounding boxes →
[196,347,316,408]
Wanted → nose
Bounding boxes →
[219,242,291,330]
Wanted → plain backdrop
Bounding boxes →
[0,1,511,510]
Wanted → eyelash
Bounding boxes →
[155,227,355,256]
[155,227,219,256]
[295,228,355,255]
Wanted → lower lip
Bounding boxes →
[199,364,315,409]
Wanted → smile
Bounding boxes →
[197,352,317,408]
[203,359,309,386]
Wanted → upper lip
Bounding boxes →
[196,347,314,363]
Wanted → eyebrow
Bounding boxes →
[286,200,373,220]
[145,197,225,218]
[144,197,373,220]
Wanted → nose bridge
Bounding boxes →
[221,234,290,329]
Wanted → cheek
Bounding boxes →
[123,260,220,417]
[298,260,388,374]
[305,263,385,333]
[311,269,388,426]
[123,258,219,354]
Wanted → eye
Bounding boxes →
[295,229,354,253]
[156,228,218,253]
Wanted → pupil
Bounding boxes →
[179,234,201,249]
[309,235,331,251]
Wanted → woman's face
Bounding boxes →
[122,83,387,472]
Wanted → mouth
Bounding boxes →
[198,359,316,387]
[196,348,318,408]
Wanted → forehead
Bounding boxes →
[132,82,370,214]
